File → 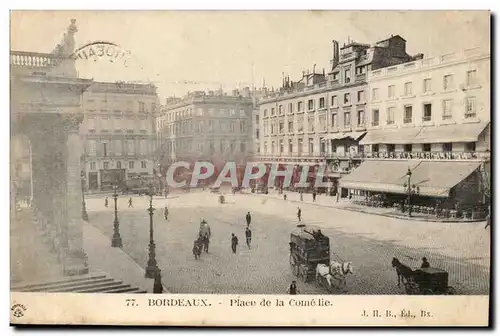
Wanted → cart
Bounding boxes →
[289,225,330,283]
[405,267,457,295]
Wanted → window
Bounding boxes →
[101,118,110,131]
[465,97,476,118]
[240,121,246,132]
[288,103,293,114]
[387,144,395,152]
[372,88,379,101]
[90,162,96,170]
[423,103,432,121]
[404,144,412,152]
[103,162,109,169]
[344,111,351,127]
[88,140,97,156]
[230,122,235,133]
[297,101,303,111]
[271,108,275,116]
[279,105,283,115]
[319,97,325,109]
[443,143,452,152]
[357,90,365,103]
[129,161,135,169]
[140,140,148,155]
[423,144,431,152]
[357,110,365,126]
[388,85,396,98]
[307,116,315,132]
[138,102,145,112]
[127,140,135,155]
[344,69,351,83]
[288,121,293,133]
[87,118,96,130]
[270,141,275,154]
[279,121,284,133]
[263,109,267,117]
[116,161,122,169]
[372,144,379,153]
[103,143,108,157]
[331,95,338,107]
[442,99,453,120]
[423,78,432,93]
[140,118,148,131]
[114,140,122,155]
[256,129,260,139]
[331,113,337,128]
[308,99,314,111]
[308,138,314,153]
[319,115,326,130]
[332,72,339,80]
[465,142,476,152]
[279,140,284,153]
[141,161,147,169]
[297,138,303,154]
[404,82,413,96]
[297,116,304,132]
[263,142,268,154]
[387,107,395,124]
[208,120,214,131]
[466,70,477,87]
[443,75,454,90]
[344,93,351,105]
[404,105,413,123]
[255,115,260,124]
[288,139,293,153]
[372,109,380,126]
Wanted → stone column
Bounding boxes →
[62,115,88,275]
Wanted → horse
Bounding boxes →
[391,257,414,287]
[192,240,202,260]
[316,263,335,288]
[329,261,354,287]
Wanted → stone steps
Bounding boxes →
[11,273,147,294]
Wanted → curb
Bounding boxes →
[248,193,485,224]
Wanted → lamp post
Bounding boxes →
[81,171,89,221]
[111,184,123,248]
[145,184,161,281]
[404,168,420,217]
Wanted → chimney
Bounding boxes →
[331,40,340,69]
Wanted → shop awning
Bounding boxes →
[359,128,421,145]
[360,122,490,145]
[323,131,366,141]
[339,160,481,197]
[411,122,489,144]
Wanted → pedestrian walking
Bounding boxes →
[164,206,169,220]
[485,204,491,229]
[297,207,302,222]
[283,194,287,201]
[288,280,299,294]
[245,227,252,249]
[104,197,108,208]
[246,211,252,227]
[128,197,133,208]
[312,191,317,202]
[231,233,239,253]
[300,190,303,202]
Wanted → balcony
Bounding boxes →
[10,50,62,69]
[371,121,380,127]
[465,112,477,119]
[403,117,413,124]
[422,115,432,122]
[355,73,367,82]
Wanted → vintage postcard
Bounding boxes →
[10,10,491,326]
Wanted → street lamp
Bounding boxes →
[404,168,420,217]
[145,184,161,283]
[81,171,89,221]
[111,184,123,248]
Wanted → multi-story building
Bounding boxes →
[256,35,421,190]
[81,81,159,191]
[156,87,258,172]
[340,47,491,209]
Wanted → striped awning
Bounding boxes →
[323,131,366,141]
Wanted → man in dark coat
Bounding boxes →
[421,257,430,268]
[246,212,252,227]
[231,233,239,253]
[105,197,109,208]
[288,280,299,294]
[297,207,302,222]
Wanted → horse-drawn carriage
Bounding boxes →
[392,258,456,295]
[289,225,353,293]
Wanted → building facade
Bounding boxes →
[81,81,159,191]
[340,46,491,211]
[256,35,420,190]
[156,88,259,169]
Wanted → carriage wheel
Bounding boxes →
[404,282,419,295]
[446,287,457,295]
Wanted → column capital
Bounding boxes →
[62,114,84,133]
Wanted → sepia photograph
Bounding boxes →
[9,9,491,326]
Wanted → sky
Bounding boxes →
[10,10,490,103]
